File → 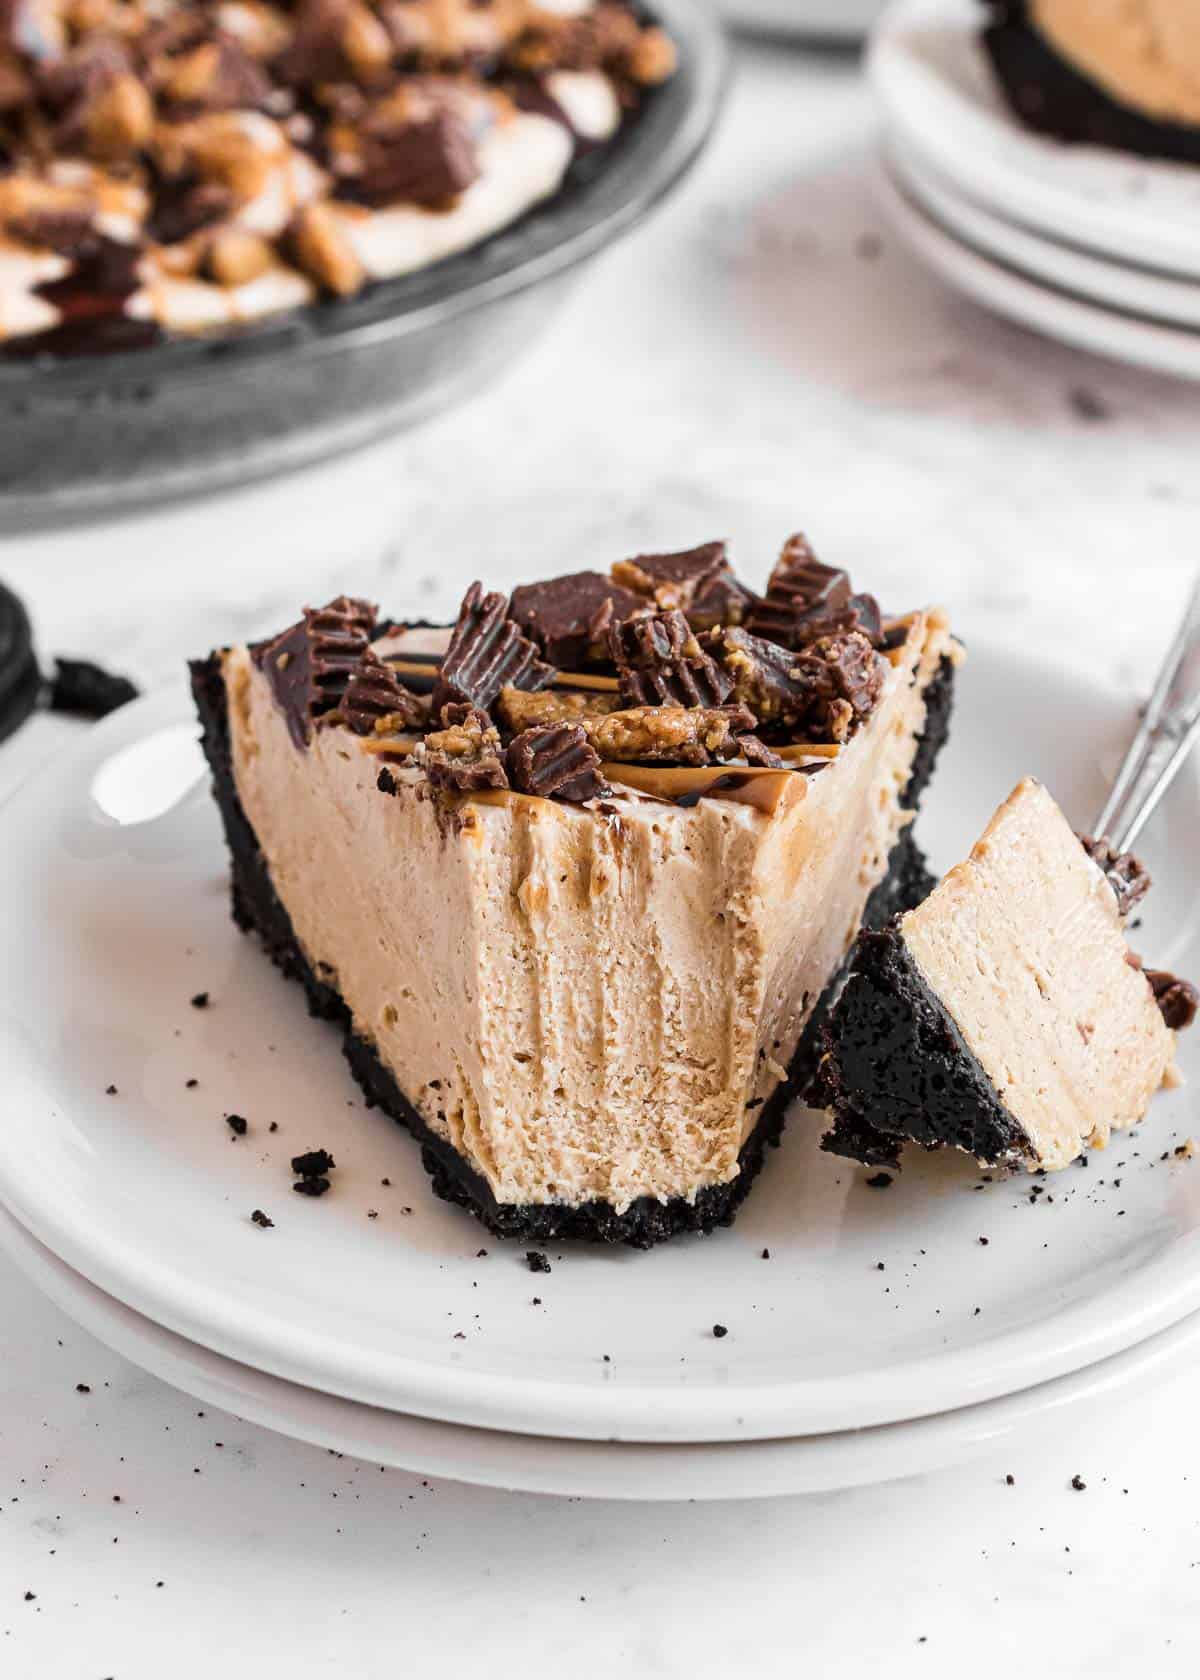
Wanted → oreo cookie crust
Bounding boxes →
[190,647,954,1248]
[818,925,1032,1172]
[982,5,1200,166]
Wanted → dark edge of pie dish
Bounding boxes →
[190,649,955,1248]
[0,583,42,746]
[982,5,1200,165]
[818,921,1032,1173]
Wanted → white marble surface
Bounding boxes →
[2,37,1200,1679]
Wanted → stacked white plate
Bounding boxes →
[715,0,884,39]
[870,0,1200,380]
[0,640,1198,1501]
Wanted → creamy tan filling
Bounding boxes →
[223,611,955,1211]
[901,777,1175,1172]
[1031,0,1200,126]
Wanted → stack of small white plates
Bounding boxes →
[0,640,1198,1501]
[870,0,1200,380]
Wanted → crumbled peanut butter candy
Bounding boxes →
[204,229,274,287]
[626,26,676,83]
[497,685,621,734]
[288,203,365,297]
[584,705,758,766]
[423,703,509,792]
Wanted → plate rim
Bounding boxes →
[874,159,1200,382]
[6,1193,1200,1501]
[0,648,1198,1443]
[885,134,1200,332]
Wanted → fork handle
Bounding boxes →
[1090,575,1200,854]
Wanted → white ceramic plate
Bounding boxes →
[871,0,1200,280]
[7,1194,1200,1501]
[715,0,884,39]
[876,163,1200,382]
[0,644,1197,1444]
[888,135,1200,332]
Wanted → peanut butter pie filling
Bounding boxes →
[192,535,961,1245]
[982,1,1200,164]
[0,0,675,352]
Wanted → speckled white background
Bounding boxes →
[1,39,1199,1680]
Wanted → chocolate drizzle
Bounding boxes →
[253,594,377,748]
[432,581,556,717]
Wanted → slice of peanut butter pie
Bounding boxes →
[192,534,961,1245]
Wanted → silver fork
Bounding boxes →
[1090,574,1200,853]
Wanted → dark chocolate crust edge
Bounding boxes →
[189,649,955,1247]
[982,8,1200,166]
[818,924,1033,1171]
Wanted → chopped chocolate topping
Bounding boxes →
[584,704,758,766]
[432,581,555,717]
[339,649,424,735]
[736,734,787,768]
[703,625,884,741]
[48,656,139,718]
[291,1147,336,1177]
[338,110,480,209]
[509,571,647,669]
[424,702,509,793]
[1079,836,1152,919]
[254,595,377,749]
[496,684,621,735]
[612,541,725,609]
[506,721,608,803]
[1145,970,1199,1032]
[746,534,882,649]
[5,207,97,257]
[611,541,754,632]
[609,608,735,709]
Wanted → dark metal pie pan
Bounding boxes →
[0,0,725,526]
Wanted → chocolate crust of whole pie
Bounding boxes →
[191,646,955,1246]
[817,922,1033,1173]
[982,5,1200,165]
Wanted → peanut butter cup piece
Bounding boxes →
[253,595,377,748]
[506,721,608,803]
[338,108,479,208]
[432,581,556,717]
[611,541,752,632]
[340,649,424,735]
[424,702,509,793]
[746,534,882,650]
[1079,837,1152,920]
[509,572,647,669]
[704,625,885,741]
[1145,970,1199,1032]
[609,608,735,709]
